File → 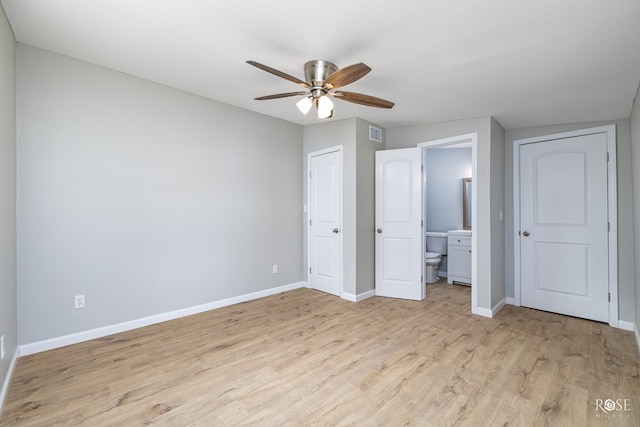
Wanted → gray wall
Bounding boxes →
[425,147,472,232]
[504,120,635,323]
[386,117,506,312]
[630,88,640,332]
[0,5,17,406]
[16,45,304,344]
[490,118,506,308]
[355,119,384,295]
[302,118,384,297]
[303,119,356,296]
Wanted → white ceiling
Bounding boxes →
[2,0,640,129]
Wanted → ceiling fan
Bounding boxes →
[247,60,395,119]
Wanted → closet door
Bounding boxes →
[519,133,609,322]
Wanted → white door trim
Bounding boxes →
[512,125,618,327]
[307,145,344,297]
[418,133,478,315]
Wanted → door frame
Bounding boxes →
[512,125,618,327]
[307,145,344,297]
[418,133,478,315]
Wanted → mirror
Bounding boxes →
[463,177,472,230]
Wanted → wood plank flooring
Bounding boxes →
[2,281,639,426]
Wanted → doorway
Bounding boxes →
[513,125,618,326]
[373,133,478,313]
[422,144,473,283]
[419,133,478,314]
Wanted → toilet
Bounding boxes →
[425,232,448,283]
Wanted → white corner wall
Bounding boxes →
[16,45,304,345]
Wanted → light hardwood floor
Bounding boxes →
[2,282,639,426]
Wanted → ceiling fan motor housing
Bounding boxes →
[304,60,338,92]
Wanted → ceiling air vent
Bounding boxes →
[369,125,382,143]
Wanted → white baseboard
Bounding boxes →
[620,321,640,355]
[618,320,634,331]
[492,298,506,316]
[341,290,375,302]
[341,293,355,302]
[19,281,307,357]
[475,307,493,318]
[0,348,20,417]
[506,297,516,305]
[476,298,506,318]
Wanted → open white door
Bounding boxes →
[375,147,424,300]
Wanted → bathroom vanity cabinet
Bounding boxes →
[447,230,471,285]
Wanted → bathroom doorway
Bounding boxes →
[418,133,478,314]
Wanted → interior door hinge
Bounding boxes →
[606,152,610,162]
[310,219,312,226]
[608,292,611,302]
[608,222,610,232]
[421,219,423,228]
[309,267,312,274]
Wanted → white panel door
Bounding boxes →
[520,133,609,322]
[309,150,342,296]
[375,147,424,300]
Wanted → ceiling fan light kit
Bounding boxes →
[296,96,313,115]
[247,59,394,120]
[316,95,334,119]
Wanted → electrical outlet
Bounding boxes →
[1,335,5,360]
[272,264,278,274]
[74,294,85,309]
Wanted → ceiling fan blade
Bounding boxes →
[254,91,308,100]
[325,63,371,89]
[333,91,395,109]
[247,61,309,88]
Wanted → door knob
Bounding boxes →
[332,228,339,234]
[377,228,383,233]
[523,231,530,237]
